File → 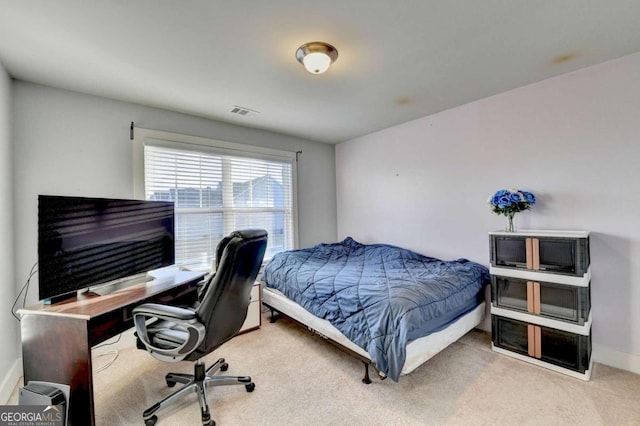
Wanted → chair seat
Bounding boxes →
[149,321,190,349]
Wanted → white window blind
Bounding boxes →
[143,141,295,270]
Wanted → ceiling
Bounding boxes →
[1,1,639,144]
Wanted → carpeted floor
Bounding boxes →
[11,310,640,425]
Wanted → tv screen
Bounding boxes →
[38,195,175,302]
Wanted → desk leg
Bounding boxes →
[21,314,94,426]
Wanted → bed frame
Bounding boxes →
[262,285,486,384]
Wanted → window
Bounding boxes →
[134,129,297,270]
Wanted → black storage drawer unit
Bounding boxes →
[489,230,592,379]
[492,316,591,374]
[490,234,589,277]
[491,276,590,325]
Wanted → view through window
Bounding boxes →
[144,142,295,269]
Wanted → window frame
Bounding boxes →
[133,128,299,269]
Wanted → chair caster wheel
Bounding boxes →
[166,379,177,388]
[245,382,255,392]
[220,362,229,372]
[202,412,215,426]
[145,415,157,426]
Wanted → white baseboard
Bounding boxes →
[0,358,23,404]
[593,344,640,375]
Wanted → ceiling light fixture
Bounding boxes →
[295,42,338,74]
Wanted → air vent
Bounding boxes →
[230,105,260,117]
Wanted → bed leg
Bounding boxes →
[268,306,279,323]
[362,362,372,384]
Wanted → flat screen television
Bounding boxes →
[38,195,175,302]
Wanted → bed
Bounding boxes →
[262,237,490,382]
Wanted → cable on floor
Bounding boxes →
[94,350,119,373]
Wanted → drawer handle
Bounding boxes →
[533,282,541,315]
[527,324,536,357]
[534,326,542,359]
[526,281,534,313]
[527,324,542,359]
[532,238,540,270]
[526,238,533,269]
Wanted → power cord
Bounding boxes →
[12,262,123,372]
[93,333,122,349]
[94,350,119,373]
[93,334,123,373]
[11,261,38,322]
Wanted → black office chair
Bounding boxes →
[133,229,268,426]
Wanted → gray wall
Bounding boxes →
[0,61,18,396]
[336,52,640,373]
[11,81,337,305]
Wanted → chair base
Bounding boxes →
[143,357,255,426]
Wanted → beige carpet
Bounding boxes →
[15,310,640,425]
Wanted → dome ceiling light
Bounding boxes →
[295,42,338,74]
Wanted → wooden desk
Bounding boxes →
[18,268,206,426]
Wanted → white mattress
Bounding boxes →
[262,286,485,376]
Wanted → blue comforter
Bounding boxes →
[263,237,489,381]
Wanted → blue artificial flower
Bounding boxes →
[498,194,512,208]
[491,190,509,207]
[523,191,536,205]
[488,188,536,216]
[509,192,523,203]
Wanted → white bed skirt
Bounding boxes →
[262,286,486,376]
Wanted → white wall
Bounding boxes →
[0,62,19,400]
[12,82,337,306]
[336,52,640,373]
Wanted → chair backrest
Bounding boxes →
[187,229,267,360]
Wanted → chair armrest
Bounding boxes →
[133,303,205,362]
[133,303,197,321]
